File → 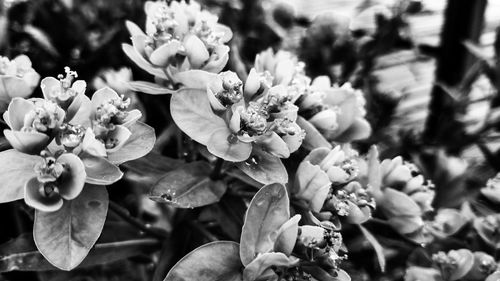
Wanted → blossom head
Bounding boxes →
[124,0,233,83]
[41,67,86,110]
[3,98,65,154]
[24,151,86,212]
[83,87,142,157]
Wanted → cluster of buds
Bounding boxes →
[253,48,372,145]
[293,145,375,225]
[123,0,233,87]
[360,147,435,243]
[1,67,153,212]
[0,55,40,112]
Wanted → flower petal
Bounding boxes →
[207,127,252,162]
[106,125,132,153]
[40,77,59,100]
[57,153,86,200]
[7,97,35,130]
[82,128,107,157]
[24,177,63,212]
[183,35,210,68]
[4,129,50,154]
[150,40,182,67]
[255,132,290,158]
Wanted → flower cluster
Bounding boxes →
[0,55,40,112]
[406,249,499,281]
[1,67,154,212]
[123,0,232,87]
[293,145,375,226]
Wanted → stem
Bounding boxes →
[108,201,168,240]
[210,158,225,180]
[187,220,218,242]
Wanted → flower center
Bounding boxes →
[22,100,62,134]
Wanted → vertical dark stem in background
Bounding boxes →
[423,0,487,152]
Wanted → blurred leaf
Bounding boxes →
[236,148,288,184]
[164,241,242,281]
[296,116,332,150]
[128,81,177,95]
[170,88,226,145]
[34,185,108,271]
[149,161,227,208]
[0,149,39,203]
[0,222,159,272]
[108,122,156,165]
[240,183,290,266]
[23,25,59,58]
[81,153,123,185]
[359,225,386,272]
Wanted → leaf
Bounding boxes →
[207,127,253,162]
[296,116,332,150]
[149,161,227,208]
[34,185,109,271]
[0,222,158,272]
[164,241,242,281]
[107,122,156,165]
[236,148,288,184]
[122,152,184,186]
[302,266,351,281]
[359,225,386,272]
[0,149,39,203]
[128,81,177,95]
[240,183,290,266]
[80,153,123,185]
[170,88,226,145]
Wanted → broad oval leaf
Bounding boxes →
[0,222,158,272]
[107,122,156,165]
[0,149,39,203]
[164,241,242,281]
[34,185,109,271]
[170,88,226,145]
[236,148,288,185]
[149,161,227,208]
[240,183,290,266]
[80,153,123,185]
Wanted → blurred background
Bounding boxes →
[1,0,500,280]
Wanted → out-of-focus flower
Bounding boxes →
[432,249,474,281]
[405,266,442,281]
[24,151,86,212]
[481,173,500,204]
[122,0,232,89]
[3,98,65,154]
[473,214,500,248]
[92,67,133,96]
[464,252,497,281]
[361,146,435,242]
[0,55,40,112]
[293,145,374,224]
[82,87,142,157]
[425,208,468,240]
[297,79,371,143]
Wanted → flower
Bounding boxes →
[294,145,374,224]
[40,67,90,123]
[297,80,371,143]
[82,87,142,157]
[432,249,474,281]
[480,173,500,204]
[0,55,40,112]
[3,98,65,154]
[360,146,435,242]
[24,151,86,212]
[123,0,232,87]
